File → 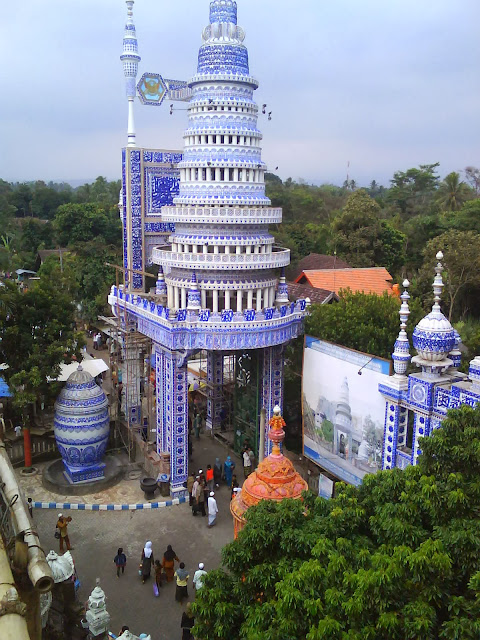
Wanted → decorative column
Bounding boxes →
[85,579,110,640]
[155,348,188,497]
[261,345,285,455]
[206,351,224,432]
[381,280,412,470]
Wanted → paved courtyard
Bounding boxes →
[31,435,240,639]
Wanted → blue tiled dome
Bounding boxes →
[412,309,455,361]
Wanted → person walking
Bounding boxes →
[243,446,252,478]
[174,562,190,603]
[191,476,200,516]
[213,457,222,488]
[162,545,179,582]
[196,477,206,517]
[140,541,154,584]
[154,559,163,594]
[223,456,235,486]
[193,411,201,439]
[193,563,207,592]
[114,547,127,578]
[181,603,195,640]
[206,465,214,492]
[207,491,218,528]
[186,473,195,507]
[56,514,72,553]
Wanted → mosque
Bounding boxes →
[108,0,309,497]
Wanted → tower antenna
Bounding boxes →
[120,1,141,147]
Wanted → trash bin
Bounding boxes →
[158,473,170,497]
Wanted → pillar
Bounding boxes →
[121,324,142,428]
[206,351,224,432]
[261,345,285,455]
[154,346,188,497]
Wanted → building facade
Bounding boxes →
[380,251,479,471]
[110,0,308,496]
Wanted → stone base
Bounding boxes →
[63,463,106,485]
[43,456,125,497]
[171,485,187,500]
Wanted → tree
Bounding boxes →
[388,163,440,217]
[418,230,480,321]
[332,190,406,274]
[464,166,480,195]
[0,280,83,421]
[53,203,122,247]
[193,404,480,639]
[436,172,472,211]
[305,290,424,360]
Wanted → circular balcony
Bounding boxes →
[161,205,282,224]
[152,247,290,271]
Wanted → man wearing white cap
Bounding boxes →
[207,491,218,528]
[56,513,73,553]
[193,562,207,591]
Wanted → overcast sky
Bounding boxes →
[1,0,479,186]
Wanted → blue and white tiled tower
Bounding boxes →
[110,0,308,497]
[379,251,480,471]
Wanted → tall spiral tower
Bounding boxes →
[155,0,289,315]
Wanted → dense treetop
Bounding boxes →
[192,404,480,639]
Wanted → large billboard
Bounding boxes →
[302,337,391,486]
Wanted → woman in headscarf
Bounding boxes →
[223,456,235,486]
[161,544,179,582]
[181,602,195,639]
[213,457,222,488]
[140,541,154,584]
[174,562,190,603]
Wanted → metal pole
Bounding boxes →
[258,408,266,463]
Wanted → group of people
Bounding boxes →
[242,444,255,478]
[186,471,219,527]
[92,331,104,350]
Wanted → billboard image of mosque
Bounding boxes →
[303,337,391,486]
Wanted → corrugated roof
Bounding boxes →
[296,267,393,296]
[0,376,12,398]
[286,282,337,305]
[290,253,350,280]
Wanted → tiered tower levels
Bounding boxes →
[154,0,287,316]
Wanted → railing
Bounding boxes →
[7,435,58,467]
[161,205,282,224]
[396,449,412,470]
[152,247,290,270]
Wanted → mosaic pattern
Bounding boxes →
[206,351,224,431]
[210,0,237,25]
[54,368,109,484]
[261,345,285,455]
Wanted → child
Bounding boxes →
[154,559,163,592]
[114,547,127,577]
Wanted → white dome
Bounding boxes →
[412,309,455,361]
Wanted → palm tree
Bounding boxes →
[436,172,471,211]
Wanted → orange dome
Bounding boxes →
[230,407,308,537]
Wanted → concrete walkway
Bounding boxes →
[28,435,240,639]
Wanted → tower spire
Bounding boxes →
[120,0,141,147]
[392,279,411,377]
[432,251,444,312]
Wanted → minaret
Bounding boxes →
[120,0,141,147]
[392,279,411,378]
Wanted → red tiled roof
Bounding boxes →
[295,267,394,296]
[290,253,350,280]
[286,282,337,305]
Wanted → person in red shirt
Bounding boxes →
[206,465,214,492]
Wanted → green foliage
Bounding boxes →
[332,190,406,274]
[0,279,83,418]
[193,405,480,640]
[305,290,424,360]
[53,203,121,247]
[436,172,472,212]
[417,230,480,321]
[388,163,440,218]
